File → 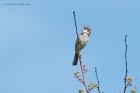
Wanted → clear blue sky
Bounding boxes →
[0,0,139,93]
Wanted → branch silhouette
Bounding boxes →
[73,11,89,93]
[124,34,128,93]
[73,11,79,40]
[95,67,101,93]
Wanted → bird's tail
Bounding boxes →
[72,53,79,65]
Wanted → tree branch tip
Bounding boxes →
[73,11,75,14]
[125,34,127,37]
[95,67,97,70]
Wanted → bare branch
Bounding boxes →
[73,11,89,93]
[123,34,128,93]
[95,67,101,93]
[79,55,89,93]
[73,11,79,39]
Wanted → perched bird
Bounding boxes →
[72,26,91,65]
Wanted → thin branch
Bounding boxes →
[73,11,79,39]
[79,55,89,93]
[95,67,101,93]
[79,55,85,82]
[123,34,128,93]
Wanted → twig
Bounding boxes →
[79,55,89,93]
[123,34,128,93]
[95,67,101,93]
[73,11,79,39]
[72,11,90,93]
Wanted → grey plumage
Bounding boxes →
[72,26,91,65]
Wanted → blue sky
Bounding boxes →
[0,0,140,93]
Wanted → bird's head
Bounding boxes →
[83,26,91,36]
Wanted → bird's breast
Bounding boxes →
[79,34,89,49]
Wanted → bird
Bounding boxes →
[72,26,91,65]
